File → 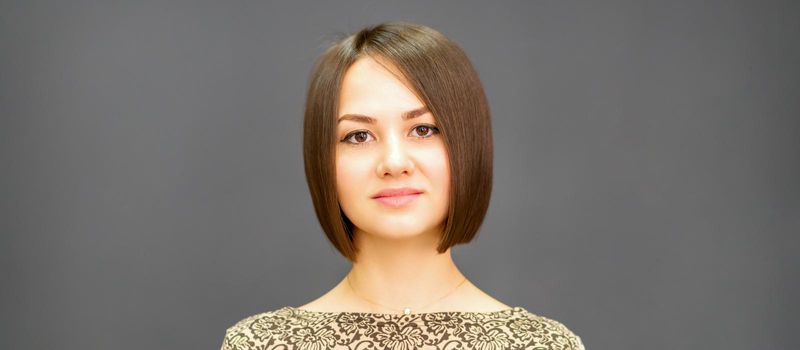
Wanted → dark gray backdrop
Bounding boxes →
[2,1,797,349]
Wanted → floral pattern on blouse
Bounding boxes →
[221,306,584,350]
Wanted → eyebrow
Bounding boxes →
[337,106,430,124]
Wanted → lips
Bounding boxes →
[371,187,424,208]
[371,187,424,198]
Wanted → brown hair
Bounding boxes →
[303,21,493,263]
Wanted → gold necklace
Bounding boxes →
[346,273,468,315]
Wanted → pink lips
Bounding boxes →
[372,187,423,208]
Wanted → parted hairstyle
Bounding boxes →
[303,21,493,263]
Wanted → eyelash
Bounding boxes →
[340,124,440,147]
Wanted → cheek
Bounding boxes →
[335,151,370,198]
[425,146,451,197]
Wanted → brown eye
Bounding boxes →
[353,131,369,143]
[412,125,439,138]
[341,130,374,146]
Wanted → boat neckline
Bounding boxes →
[285,305,524,317]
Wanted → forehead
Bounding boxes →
[338,56,425,118]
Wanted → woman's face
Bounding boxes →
[335,56,450,242]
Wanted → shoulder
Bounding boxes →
[219,307,296,350]
[517,308,586,350]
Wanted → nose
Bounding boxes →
[376,132,414,177]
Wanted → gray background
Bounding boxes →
[2,1,798,349]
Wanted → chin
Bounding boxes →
[359,221,435,239]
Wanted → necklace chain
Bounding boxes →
[346,273,468,315]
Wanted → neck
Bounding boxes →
[345,225,467,312]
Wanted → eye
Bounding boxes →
[341,130,375,146]
[410,124,440,138]
[339,124,440,147]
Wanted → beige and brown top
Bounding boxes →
[220,305,585,350]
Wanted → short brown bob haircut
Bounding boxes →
[303,21,493,263]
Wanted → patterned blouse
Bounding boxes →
[220,306,585,350]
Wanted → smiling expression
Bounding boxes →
[335,56,451,240]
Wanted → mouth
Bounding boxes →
[373,193,423,208]
[371,187,424,208]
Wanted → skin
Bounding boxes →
[298,56,509,313]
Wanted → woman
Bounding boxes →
[221,21,585,350]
